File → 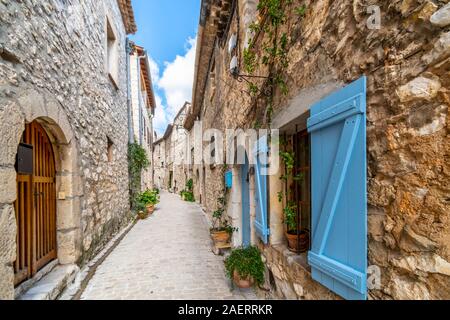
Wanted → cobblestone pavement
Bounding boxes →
[80,191,258,300]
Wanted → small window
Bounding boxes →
[107,137,114,162]
[210,135,216,158]
[106,17,118,87]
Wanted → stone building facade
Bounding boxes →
[0,0,137,299]
[153,125,173,190]
[152,103,191,194]
[129,43,156,190]
[153,138,167,190]
[171,102,191,194]
[184,0,450,300]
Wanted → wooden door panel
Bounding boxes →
[14,121,57,286]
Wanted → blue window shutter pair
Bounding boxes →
[307,76,368,300]
[253,135,269,244]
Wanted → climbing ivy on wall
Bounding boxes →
[242,0,307,125]
[128,142,150,209]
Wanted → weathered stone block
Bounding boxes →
[396,76,441,102]
[422,31,450,66]
[430,3,450,27]
[0,205,16,265]
[0,263,14,300]
[386,274,431,300]
[57,197,81,230]
[17,89,47,123]
[58,174,84,198]
[57,229,81,265]
[0,168,17,204]
[407,104,447,136]
[399,225,439,253]
[391,254,450,276]
[0,101,24,166]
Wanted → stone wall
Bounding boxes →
[0,0,132,299]
[189,0,450,299]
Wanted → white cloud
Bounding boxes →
[158,36,196,117]
[149,36,197,136]
[153,95,168,134]
[147,55,160,84]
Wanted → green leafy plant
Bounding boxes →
[283,201,297,232]
[279,142,305,234]
[294,5,307,17]
[243,48,257,73]
[128,142,150,209]
[240,0,309,112]
[224,246,265,286]
[181,179,195,202]
[138,189,160,206]
[135,200,147,213]
[211,196,237,235]
[181,190,195,202]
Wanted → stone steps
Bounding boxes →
[18,264,79,300]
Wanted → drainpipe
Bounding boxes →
[126,38,134,144]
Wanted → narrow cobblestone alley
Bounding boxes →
[79,191,258,300]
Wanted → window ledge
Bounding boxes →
[271,243,311,274]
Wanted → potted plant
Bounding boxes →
[136,200,149,220]
[283,201,309,252]
[224,246,265,288]
[210,196,237,246]
[279,148,309,253]
[138,189,160,215]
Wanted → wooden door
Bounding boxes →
[14,121,57,286]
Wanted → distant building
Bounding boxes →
[129,43,157,190]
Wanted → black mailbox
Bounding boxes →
[16,143,33,175]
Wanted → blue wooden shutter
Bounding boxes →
[253,135,269,244]
[307,77,367,300]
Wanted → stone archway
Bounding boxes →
[0,89,81,300]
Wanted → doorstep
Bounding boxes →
[18,264,79,300]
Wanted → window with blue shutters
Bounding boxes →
[307,76,368,300]
[253,135,270,244]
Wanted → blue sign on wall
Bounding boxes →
[225,170,232,188]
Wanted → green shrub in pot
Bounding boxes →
[224,246,265,287]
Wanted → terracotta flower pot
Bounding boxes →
[211,230,231,245]
[286,230,309,253]
[146,204,155,215]
[138,211,149,220]
[233,270,254,288]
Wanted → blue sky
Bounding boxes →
[130,0,201,136]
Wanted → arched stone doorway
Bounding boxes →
[0,90,81,299]
[14,121,58,285]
